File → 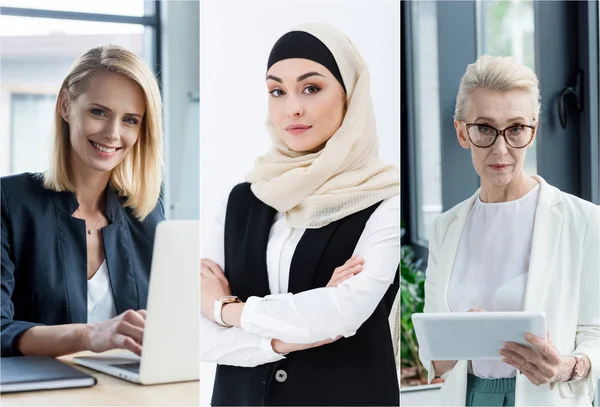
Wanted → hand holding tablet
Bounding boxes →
[412,311,546,361]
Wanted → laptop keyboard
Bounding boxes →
[111,362,140,373]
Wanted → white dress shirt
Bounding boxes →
[448,184,540,379]
[87,259,117,323]
[201,194,400,367]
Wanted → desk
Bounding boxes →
[1,350,199,406]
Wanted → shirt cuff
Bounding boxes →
[240,296,261,332]
[426,360,436,384]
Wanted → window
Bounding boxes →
[408,0,540,244]
[477,0,537,177]
[0,2,158,176]
[9,94,55,175]
[409,0,443,244]
[0,0,146,16]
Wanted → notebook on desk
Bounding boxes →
[0,356,96,393]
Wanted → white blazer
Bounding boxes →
[421,176,599,406]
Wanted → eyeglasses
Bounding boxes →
[462,122,536,148]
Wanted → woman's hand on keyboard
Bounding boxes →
[84,309,147,356]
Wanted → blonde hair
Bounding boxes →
[44,45,164,220]
[454,55,541,122]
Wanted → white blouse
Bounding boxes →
[87,260,117,323]
[201,194,400,367]
[448,184,540,379]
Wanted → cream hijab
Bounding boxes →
[245,23,400,229]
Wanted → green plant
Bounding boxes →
[400,226,427,384]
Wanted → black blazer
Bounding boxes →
[212,183,400,406]
[1,173,165,357]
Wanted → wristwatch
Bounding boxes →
[567,354,586,382]
[214,296,242,327]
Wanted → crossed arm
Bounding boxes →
[200,195,400,367]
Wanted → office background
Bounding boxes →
[400,0,599,404]
[199,0,400,405]
[0,0,200,220]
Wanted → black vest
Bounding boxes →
[212,183,400,406]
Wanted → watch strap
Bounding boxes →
[565,354,585,383]
[214,296,240,327]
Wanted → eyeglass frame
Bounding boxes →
[461,121,537,149]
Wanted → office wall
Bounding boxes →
[161,0,200,219]
[199,0,400,403]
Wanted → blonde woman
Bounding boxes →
[1,45,164,358]
[421,56,599,406]
[200,24,400,406]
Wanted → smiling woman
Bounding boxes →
[1,45,165,358]
[61,71,145,174]
[46,45,163,220]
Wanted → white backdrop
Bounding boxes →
[199,1,400,404]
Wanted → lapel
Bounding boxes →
[287,221,340,293]
[523,175,563,312]
[439,191,479,312]
[53,190,87,323]
[243,197,274,298]
[101,186,139,312]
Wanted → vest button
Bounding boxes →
[275,369,287,383]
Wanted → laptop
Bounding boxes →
[73,220,200,385]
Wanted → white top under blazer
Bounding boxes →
[421,176,599,406]
[87,260,117,323]
[448,183,540,379]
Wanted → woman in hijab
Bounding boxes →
[200,24,401,406]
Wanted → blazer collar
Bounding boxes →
[51,182,130,322]
[523,175,563,312]
[52,183,125,224]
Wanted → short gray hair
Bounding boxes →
[454,55,541,122]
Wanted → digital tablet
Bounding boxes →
[412,312,546,361]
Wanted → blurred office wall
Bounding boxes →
[161,0,200,220]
